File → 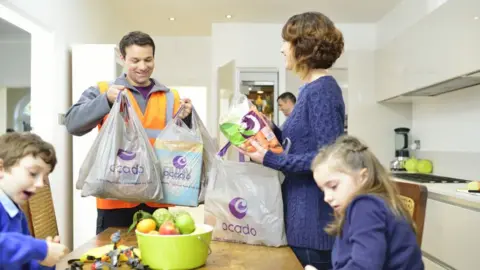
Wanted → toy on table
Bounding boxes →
[66,230,150,270]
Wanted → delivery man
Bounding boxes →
[65,31,193,234]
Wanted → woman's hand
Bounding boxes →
[235,140,267,164]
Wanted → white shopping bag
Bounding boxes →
[204,145,287,247]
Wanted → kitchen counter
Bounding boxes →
[393,177,480,211]
[393,176,479,269]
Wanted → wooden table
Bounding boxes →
[57,228,303,269]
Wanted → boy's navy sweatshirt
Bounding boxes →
[0,190,54,270]
[332,195,424,269]
[263,75,345,250]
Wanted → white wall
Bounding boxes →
[151,36,211,127]
[0,0,127,249]
[152,36,211,88]
[0,87,6,133]
[376,0,480,179]
[0,41,30,87]
[210,23,286,136]
[211,22,411,166]
[347,51,412,166]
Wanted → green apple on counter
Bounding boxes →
[404,157,419,173]
[404,157,433,174]
[416,159,433,174]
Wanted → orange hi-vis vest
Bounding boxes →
[96,81,181,210]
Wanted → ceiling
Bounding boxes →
[103,0,403,36]
[0,0,402,37]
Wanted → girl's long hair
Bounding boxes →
[311,135,415,236]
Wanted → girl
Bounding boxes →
[309,135,424,270]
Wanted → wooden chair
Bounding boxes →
[19,184,59,239]
[396,181,428,246]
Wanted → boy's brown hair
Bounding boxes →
[0,132,57,172]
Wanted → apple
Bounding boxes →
[416,159,433,174]
[174,213,196,234]
[159,220,180,235]
[404,158,418,173]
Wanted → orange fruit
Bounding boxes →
[136,218,157,233]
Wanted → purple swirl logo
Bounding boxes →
[172,155,187,169]
[117,149,136,161]
[229,197,248,219]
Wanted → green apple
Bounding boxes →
[404,158,418,173]
[174,213,196,234]
[417,159,433,174]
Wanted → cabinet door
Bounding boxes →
[423,256,448,270]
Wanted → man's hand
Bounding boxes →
[106,85,125,104]
[178,98,192,119]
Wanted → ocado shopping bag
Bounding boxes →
[204,146,287,247]
[153,106,217,206]
[76,91,163,202]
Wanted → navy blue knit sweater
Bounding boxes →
[263,75,345,250]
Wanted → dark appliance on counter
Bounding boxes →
[390,127,411,172]
[392,173,470,183]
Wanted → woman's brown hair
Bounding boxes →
[311,135,415,236]
[282,12,344,78]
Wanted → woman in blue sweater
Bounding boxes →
[238,12,345,269]
[310,135,424,270]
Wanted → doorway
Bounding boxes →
[0,3,72,249]
[238,68,280,124]
[0,18,31,134]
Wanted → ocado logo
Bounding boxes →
[172,155,187,169]
[111,149,144,174]
[229,197,247,219]
[223,197,257,236]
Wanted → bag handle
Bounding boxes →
[116,91,132,123]
[172,104,200,133]
[217,142,245,162]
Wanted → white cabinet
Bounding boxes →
[375,0,480,102]
[423,256,447,270]
[422,198,479,269]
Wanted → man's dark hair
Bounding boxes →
[119,31,155,57]
[277,92,297,104]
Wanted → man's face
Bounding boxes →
[278,98,294,117]
[122,45,155,86]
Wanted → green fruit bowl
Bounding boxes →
[136,224,213,270]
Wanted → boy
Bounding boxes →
[0,132,69,269]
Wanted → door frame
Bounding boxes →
[237,67,280,124]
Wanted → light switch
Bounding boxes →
[58,113,66,125]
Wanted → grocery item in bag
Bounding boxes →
[204,156,287,247]
[155,140,203,206]
[219,94,283,154]
[154,106,213,207]
[76,91,163,202]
